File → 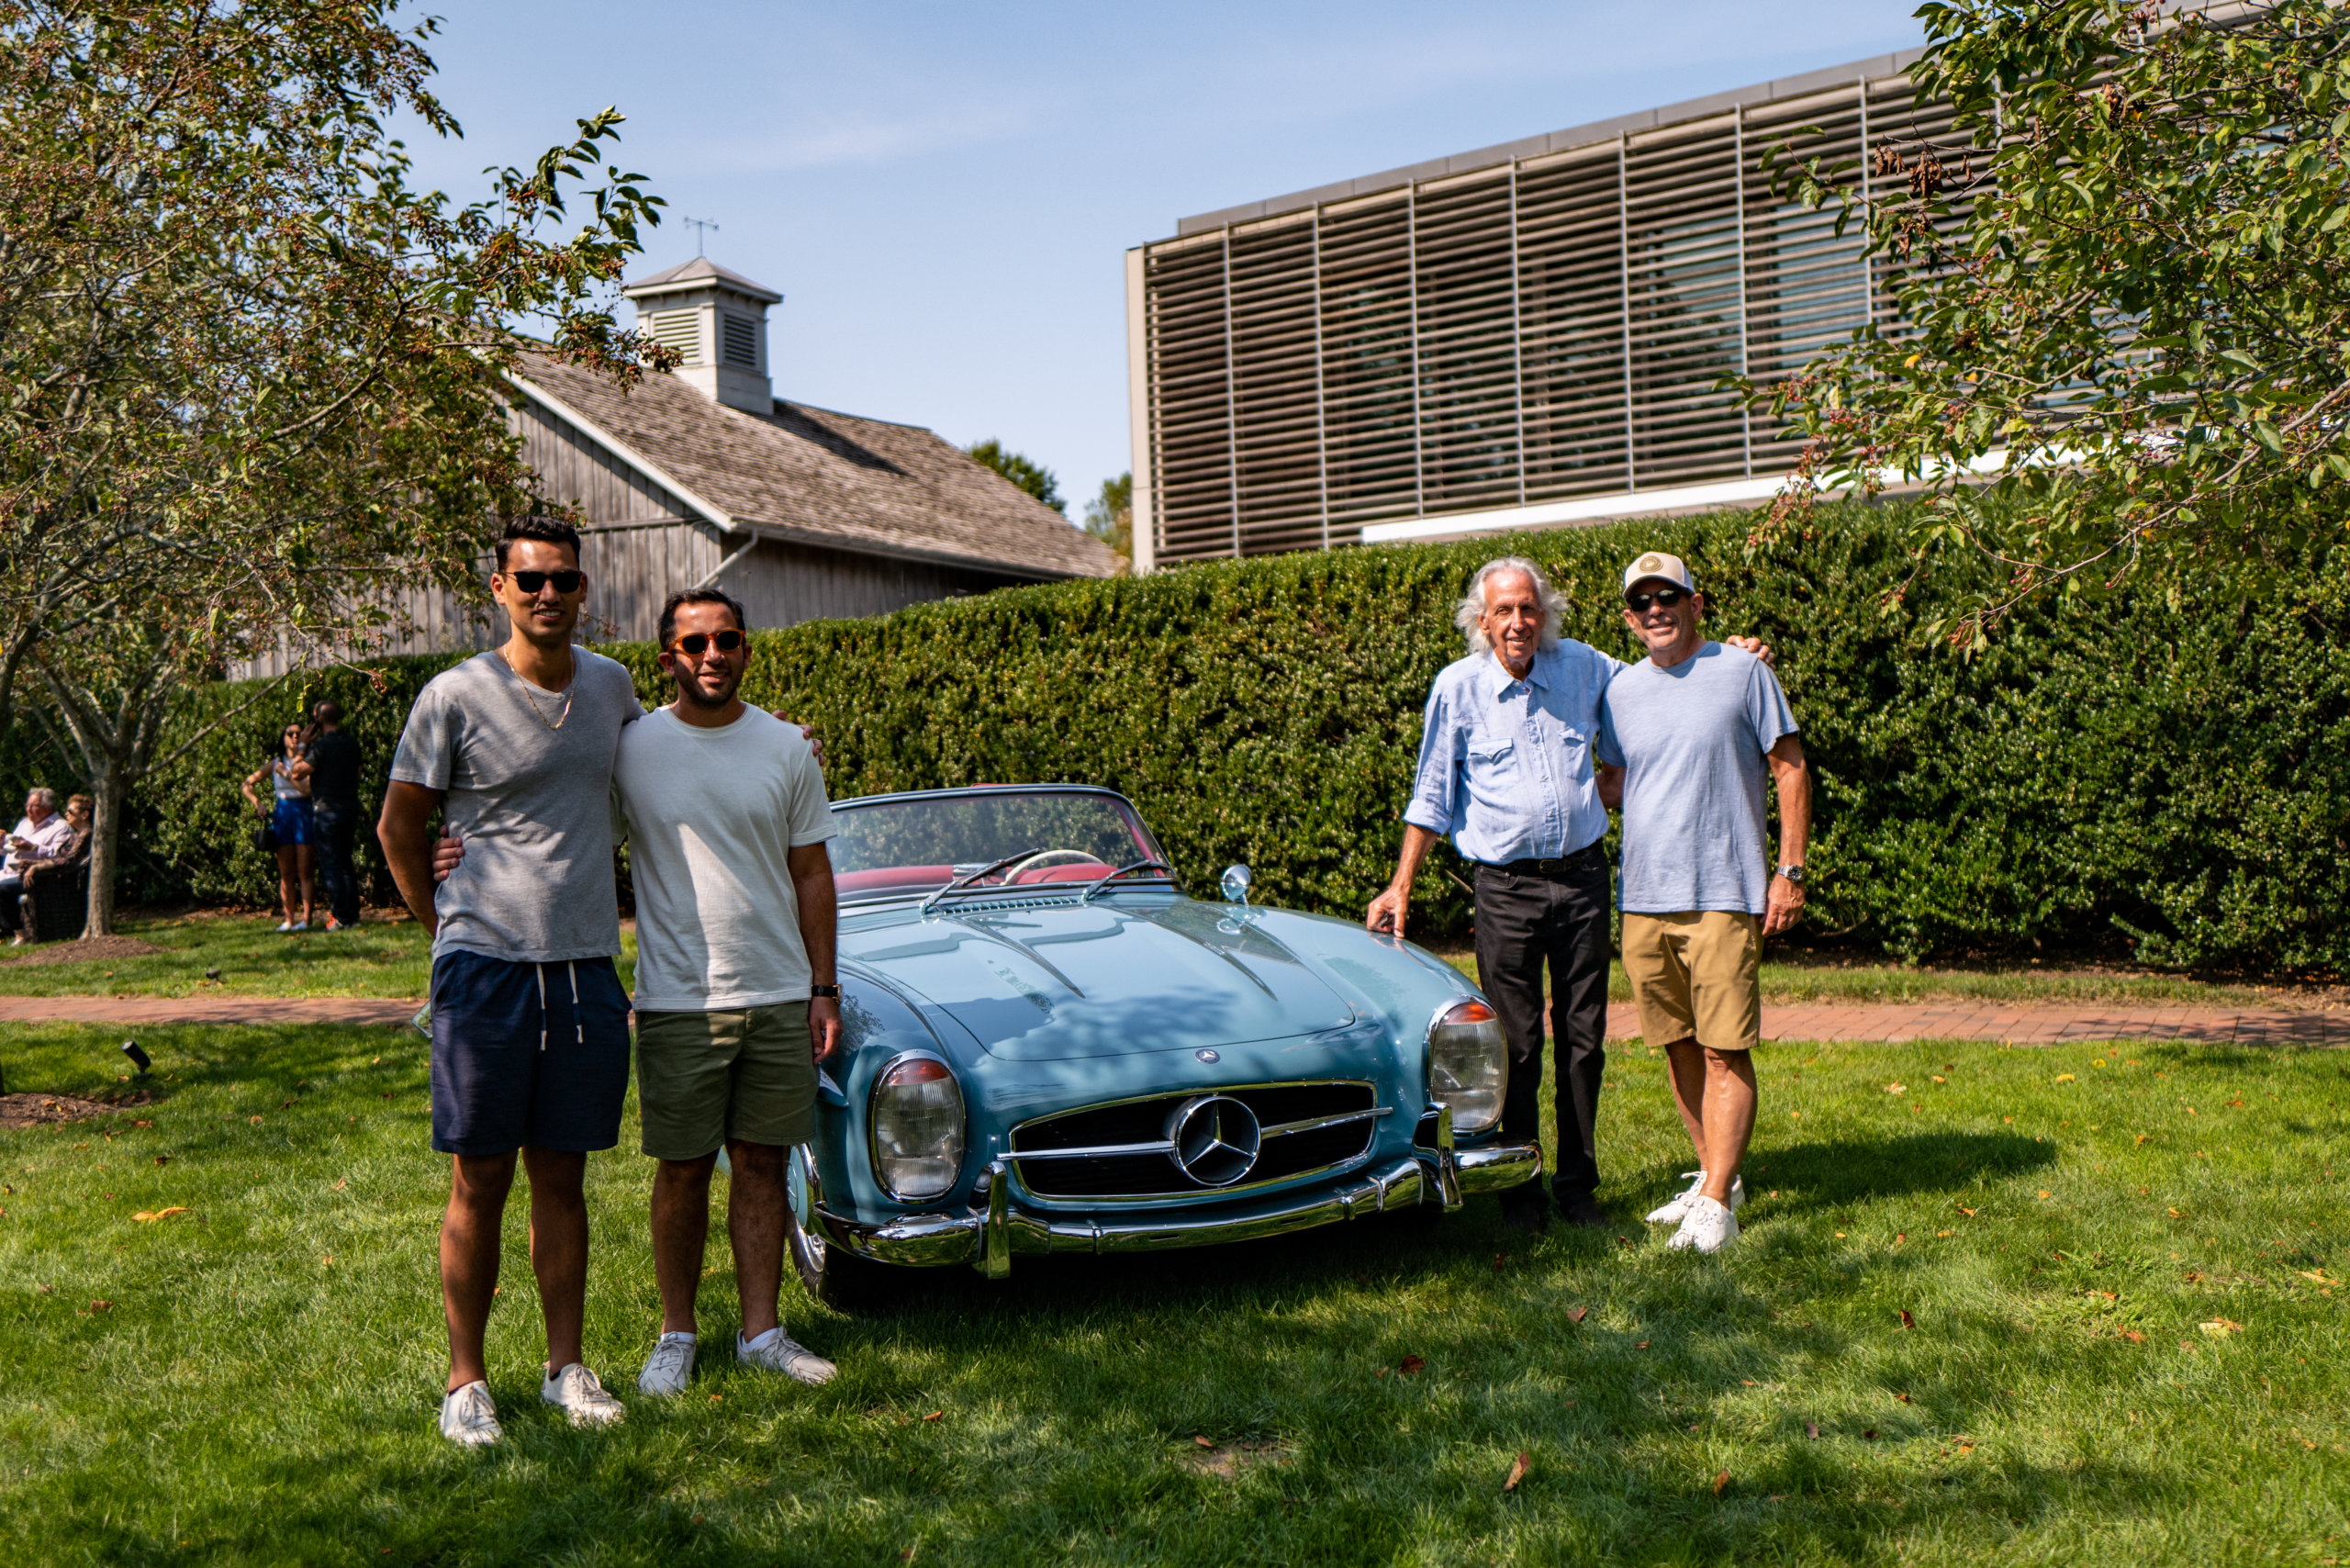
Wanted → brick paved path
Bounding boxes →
[1603,1001,2346,1046]
[0,992,2341,1044]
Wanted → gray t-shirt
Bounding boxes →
[388,648,644,962]
[1597,642,1798,915]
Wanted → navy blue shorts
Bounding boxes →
[430,950,632,1157]
[270,796,314,847]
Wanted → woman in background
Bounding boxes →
[243,722,318,932]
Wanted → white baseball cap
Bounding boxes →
[1622,550,1696,598]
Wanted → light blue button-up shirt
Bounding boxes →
[1403,640,1620,865]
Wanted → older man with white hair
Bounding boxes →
[1369,557,1769,1234]
[2,787,72,946]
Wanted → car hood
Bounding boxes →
[840,897,1357,1060]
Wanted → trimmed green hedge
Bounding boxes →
[50,505,2350,972]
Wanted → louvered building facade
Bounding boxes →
[1124,48,1968,568]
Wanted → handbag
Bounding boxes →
[253,817,278,854]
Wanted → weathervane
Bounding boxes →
[680,216,720,257]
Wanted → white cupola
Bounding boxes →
[621,258,783,415]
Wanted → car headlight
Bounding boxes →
[868,1053,966,1202]
[1427,999,1505,1135]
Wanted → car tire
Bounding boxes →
[787,1203,916,1314]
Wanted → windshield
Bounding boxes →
[829,790,1171,899]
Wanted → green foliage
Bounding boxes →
[1755,0,2350,633]
[1084,472,1134,566]
[106,507,2350,973]
[964,439,1066,514]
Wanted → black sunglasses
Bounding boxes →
[1625,587,1688,612]
[667,629,744,657]
[508,569,583,595]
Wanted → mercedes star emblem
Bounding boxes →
[1195,1048,1219,1064]
[1166,1094,1261,1187]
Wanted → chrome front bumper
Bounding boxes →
[811,1137,1542,1276]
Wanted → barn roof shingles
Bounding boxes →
[517,354,1116,581]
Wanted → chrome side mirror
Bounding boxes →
[1219,864,1252,905]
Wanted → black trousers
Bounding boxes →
[1472,853,1611,1206]
[0,875,21,935]
[310,801,364,927]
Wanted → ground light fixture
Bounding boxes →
[869,1055,965,1201]
[120,1039,151,1076]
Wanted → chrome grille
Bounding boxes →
[1010,1081,1380,1201]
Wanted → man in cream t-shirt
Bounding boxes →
[611,587,844,1397]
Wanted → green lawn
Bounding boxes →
[3,1022,2344,1564]
[1420,947,2283,1009]
[0,913,639,999]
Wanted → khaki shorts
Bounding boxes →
[1621,911,1762,1052]
[635,1003,818,1160]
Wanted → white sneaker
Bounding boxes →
[738,1327,835,1385]
[274,921,294,933]
[439,1380,502,1446]
[638,1332,697,1397]
[541,1361,625,1426]
[1668,1194,1740,1253]
[1646,1171,1745,1226]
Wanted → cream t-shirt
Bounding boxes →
[613,705,835,1012]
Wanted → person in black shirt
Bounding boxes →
[306,700,366,930]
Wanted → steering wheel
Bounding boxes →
[1003,849,1108,882]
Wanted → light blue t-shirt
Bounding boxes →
[1597,642,1798,915]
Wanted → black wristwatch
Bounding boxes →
[810,984,841,999]
[1775,865,1807,886]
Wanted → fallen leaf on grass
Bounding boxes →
[82,1300,113,1314]
[2183,1271,2201,1283]
[1897,1392,1912,1403]
[922,1411,943,1422]
[1494,1253,1506,1271]
[2199,1318,2242,1337]
[333,1178,346,1191]
[1194,1435,1214,1449]
[2299,1270,2336,1283]
[1937,1229,1953,1238]
[2037,1191,2052,1200]
[1503,1452,1530,1493]
[2122,1330,2146,1344]
[1931,1075,1946,1084]
[1568,1305,1588,1324]
[2054,1073,2076,1083]
[1899,1310,1914,1328]
[1886,1083,1907,1094]
[152,1155,168,1167]
[2167,1207,2185,1219]
[1636,1340,1651,1350]
[1399,1355,1425,1376]
[2226,1099,2245,1109]
[1956,1206,1976,1217]
[1863,1428,1878,1439]
[248,1116,263,1126]
[1713,1470,1730,1496]
[130,1207,189,1223]
[1805,1421,1819,1439]
[1895,1232,1908,1244]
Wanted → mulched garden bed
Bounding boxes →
[0,1089,154,1130]
[0,935,167,967]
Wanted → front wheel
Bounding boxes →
[787,1148,918,1313]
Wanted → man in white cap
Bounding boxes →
[1598,550,1809,1255]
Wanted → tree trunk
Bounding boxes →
[84,756,126,938]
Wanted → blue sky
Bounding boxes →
[395,2,1925,521]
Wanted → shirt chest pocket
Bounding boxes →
[1466,737,1518,781]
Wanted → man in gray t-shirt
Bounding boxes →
[1596,549,1811,1258]
[379,517,643,1447]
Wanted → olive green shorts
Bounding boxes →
[634,1003,818,1161]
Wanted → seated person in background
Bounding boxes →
[12,794,93,944]
[1,787,73,947]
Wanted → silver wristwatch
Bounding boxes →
[1776,864,1806,885]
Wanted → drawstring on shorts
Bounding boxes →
[536,961,584,1052]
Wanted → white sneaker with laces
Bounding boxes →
[291,920,308,931]
[638,1332,697,1397]
[541,1361,625,1426]
[274,921,294,933]
[1668,1194,1740,1253]
[1646,1171,1744,1226]
[439,1380,502,1446]
[738,1327,836,1385]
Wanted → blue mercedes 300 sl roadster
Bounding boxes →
[787,783,1542,1307]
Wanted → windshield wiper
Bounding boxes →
[1078,858,1175,906]
[918,847,1046,916]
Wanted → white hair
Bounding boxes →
[1454,557,1567,655]
[27,786,58,812]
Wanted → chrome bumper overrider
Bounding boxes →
[811,1138,1543,1276]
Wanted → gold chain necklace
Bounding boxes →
[499,644,574,732]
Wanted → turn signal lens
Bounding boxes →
[1427,999,1505,1134]
[869,1056,965,1201]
